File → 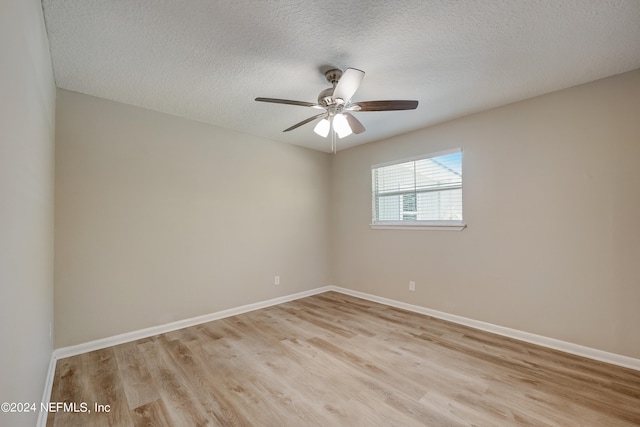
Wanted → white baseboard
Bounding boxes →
[53,286,332,360]
[36,352,57,427]
[328,286,640,372]
[42,287,331,426]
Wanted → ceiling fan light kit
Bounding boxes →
[256,67,418,151]
[332,113,352,138]
[313,118,330,137]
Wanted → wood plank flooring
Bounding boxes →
[47,291,640,426]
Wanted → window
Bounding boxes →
[371,149,465,230]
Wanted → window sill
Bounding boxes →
[370,221,467,231]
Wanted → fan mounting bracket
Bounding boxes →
[324,69,343,85]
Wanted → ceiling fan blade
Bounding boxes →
[332,68,365,103]
[343,112,365,134]
[283,113,326,132]
[349,100,419,111]
[255,97,322,108]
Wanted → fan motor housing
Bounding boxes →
[318,68,344,108]
[317,87,335,108]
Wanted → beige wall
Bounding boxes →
[0,0,56,425]
[54,90,331,347]
[55,70,640,360]
[332,69,640,359]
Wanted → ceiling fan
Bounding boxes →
[255,68,418,150]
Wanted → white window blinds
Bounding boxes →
[372,149,463,226]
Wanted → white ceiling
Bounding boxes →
[42,0,640,153]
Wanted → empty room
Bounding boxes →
[2,1,640,426]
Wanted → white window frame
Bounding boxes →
[370,148,466,231]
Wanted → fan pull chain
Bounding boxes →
[331,122,337,153]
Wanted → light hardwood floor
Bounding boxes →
[47,292,640,426]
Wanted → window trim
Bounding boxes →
[370,148,462,169]
[369,221,467,231]
[370,148,467,231]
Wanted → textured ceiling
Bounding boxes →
[42,0,640,152]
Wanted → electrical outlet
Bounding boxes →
[409,281,415,291]
[275,275,280,285]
